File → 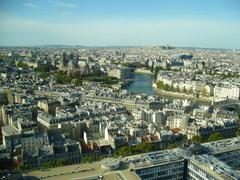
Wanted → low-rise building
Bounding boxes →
[188,155,240,180]
[129,150,187,180]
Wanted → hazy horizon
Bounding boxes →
[0,44,238,50]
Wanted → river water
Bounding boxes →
[124,72,154,95]
[124,72,210,105]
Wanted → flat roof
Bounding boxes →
[202,137,240,154]
[129,150,184,170]
[26,159,140,180]
[190,155,240,180]
[1,124,19,136]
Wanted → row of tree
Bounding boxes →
[191,132,224,143]
[17,61,28,69]
[17,132,235,172]
[38,69,119,86]
[82,154,107,163]
[156,80,191,94]
[122,62,147,69]
[17,158,72,171]
[156,80,209,96]
[42,159,71,169]
[113,143,155,157]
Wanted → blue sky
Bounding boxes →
[0,0,240,48]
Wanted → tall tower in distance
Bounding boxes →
[60,52,68,71]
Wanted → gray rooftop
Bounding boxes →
[129,150,184,169]
[1,124,20,136]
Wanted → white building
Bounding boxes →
[214,85,240,102]
[166,114,189,130]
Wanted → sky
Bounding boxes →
[0,0,240,48]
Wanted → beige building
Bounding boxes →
[108,67,130,80]
[37,100,60,115]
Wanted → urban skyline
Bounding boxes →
[0,1,240,180]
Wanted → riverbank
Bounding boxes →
[152,83,212,104]
[134,68,153,75]
[124,72,213,104]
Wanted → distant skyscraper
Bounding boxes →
[60,52,69,70]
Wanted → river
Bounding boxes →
[124,72,154,95]
[124,72,211,104]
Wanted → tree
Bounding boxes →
[191,135,204,143]
[208,133,223,142]
[157,81,165,89]
[165,84,170,91]
[154,67,160,81]
[167,143,178,149]
[42,159,71,169]
[116,146,133,156]
[189,87,193,94]
[42,161,55,169]
[75,78,82,86]
[53,71,71,84]
[150,64,154,73]
[70,71,82,79]
[183,87,187,93]
[17,163,31,171]
[176,85,180,92]
[55,159,71,166]
[122,62,146,69]
[17,61,28,69]
[114,142,155,157]
[85,155,95,163]
[34,66,51,73]
[166,64,171,71]
[135,143,154,153]
[39,72,50,79]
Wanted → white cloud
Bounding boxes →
[24,3,40,8]
[55,2,78,8]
